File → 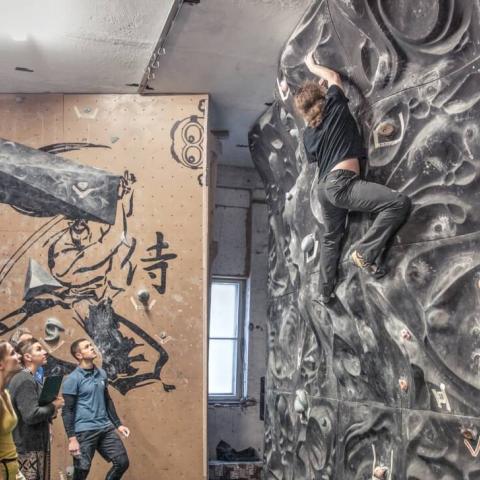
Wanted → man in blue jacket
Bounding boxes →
[62,339,130,480]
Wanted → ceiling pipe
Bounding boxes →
[138,0,187,94]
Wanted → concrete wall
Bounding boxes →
[208,165,268,460]
[0,94,210,480]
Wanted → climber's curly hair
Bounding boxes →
[294,81,327,128]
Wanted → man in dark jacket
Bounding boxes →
[9,339,64,480]
[9,329,44,384]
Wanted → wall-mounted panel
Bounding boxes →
[0,93,209,479]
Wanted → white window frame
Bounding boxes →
[208,276,248,402]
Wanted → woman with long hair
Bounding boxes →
[0,340,23,480]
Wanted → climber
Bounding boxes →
[294,51,411,305]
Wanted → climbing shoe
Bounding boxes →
[351,250,387,279]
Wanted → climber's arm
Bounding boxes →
[305,51,343,90]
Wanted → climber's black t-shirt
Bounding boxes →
[303,85,366,180]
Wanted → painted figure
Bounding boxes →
[0,142,176,394]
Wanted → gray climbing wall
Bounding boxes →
[249,1,480,478]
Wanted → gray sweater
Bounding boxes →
[8,369,55,453]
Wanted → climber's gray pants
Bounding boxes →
[318,169,411,296]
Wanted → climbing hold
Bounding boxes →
[294,389,309,414]
[471,349,480,367]
[277,78,290,102]
[373,114,404,149]
[301,234,315,253]
[399,378,408,392]
[294,389,310,423]
[44,317,65,343]
[461,426,478,441]
[342,356,361,377]
[301,234,318,263]
[431,383,451,412]
[376,122,396,137]
[137,289,150,305]
[471,326,480,337]
[401,329,412,341]
[373,466,388,479]
[24,258,62,301]
[272,139,283,149]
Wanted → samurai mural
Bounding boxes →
[0,139,177,394]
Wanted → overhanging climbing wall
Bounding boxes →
[0,94,209,479]
[249,1,480,478]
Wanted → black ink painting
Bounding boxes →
[170,99,205,170]
[0,139,177,395]
[141,232,177,295]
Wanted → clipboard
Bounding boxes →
[38,375,63,406]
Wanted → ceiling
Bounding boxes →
[0,0,177,93]
[148,0,310,166]
[0,0,311,167]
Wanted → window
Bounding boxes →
[208,277,247,400]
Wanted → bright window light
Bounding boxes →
[208,278,246,400]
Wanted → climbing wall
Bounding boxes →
[249,1,480,478]
[0,94,209,479]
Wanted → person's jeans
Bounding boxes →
[73,426,129,480]
[318,169,411,296]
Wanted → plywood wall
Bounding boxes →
[0,94,209,479]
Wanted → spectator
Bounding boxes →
[62,339,130,480]
[9,339,64,480]
[8,331,43,384]
[0,340,23,480]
